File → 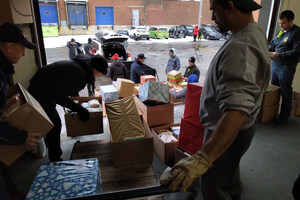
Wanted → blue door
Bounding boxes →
[67,4,87,25]
[39,4,58,25]
[95,7,114,25]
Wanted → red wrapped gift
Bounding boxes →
[178,118,204,155]
[183,83,203,127]
[140,75,157,85]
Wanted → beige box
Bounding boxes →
[107,116,153,166]
[134,96,174,127]
[116,78,135,97]
[169,91,184,105]
[257,104,279,123]
[261,85,280,107]
[64,97,103,137]
[151,123,180,163]
[291,91,300,116]
[0,83,54,166]
[0,0,33,23]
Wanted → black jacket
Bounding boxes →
[183,65,200,79]
[83,42,95,57]
[130,60,146,84]
[109,61,127,81]
[66,41,82,60]
[29,55,94,112]
[0,50,27,145]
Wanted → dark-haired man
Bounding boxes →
[130,53,146,83]
[160,0,270,199]
[183,56,200,81]
[269,10,300,124]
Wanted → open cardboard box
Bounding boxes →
[174,147,191,164]
[0,83,54,166]
[134,95,174,127]
[151,123,180,163]
[65,96,103,137]
[106,115,153,166]
[169,91,184,104]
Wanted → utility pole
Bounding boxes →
[198,0,203,27]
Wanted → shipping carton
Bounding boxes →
[64,97,103,137]
[134,96,174,127]
[291,91,300,116]
[257,104,279,123]
[169,90,184,104]
[106,116,153,166]
[116,78,135,98]
[151,123,180,163]
[261,85,280,107]
[0,83,54,166]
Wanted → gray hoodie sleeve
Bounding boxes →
[175,56,180,71]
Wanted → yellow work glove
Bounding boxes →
[160,151,212,192]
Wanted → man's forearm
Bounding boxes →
[201,110,247,162]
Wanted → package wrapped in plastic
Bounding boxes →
[139,80,169,105]
[25,158,101,200]
[105,97,145,142]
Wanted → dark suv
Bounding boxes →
[180,25,194,36]
[169,26,185,39]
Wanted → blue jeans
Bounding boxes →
[271,62,296,119]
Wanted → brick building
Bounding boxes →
[38,0,260,35]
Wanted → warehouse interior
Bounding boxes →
[0,0,300,199]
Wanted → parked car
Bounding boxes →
[180,25,194,36]
[117,29,129,36]
[201,27,222,40]
[128,26,150,41]
[169,26,185,39]
[149,27,169,39]
[93,33,132,62]
[204,24,231,39]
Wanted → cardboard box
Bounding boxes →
[257,104,279,123]
[133,84,140,95]
[174,147,191,163]
[291,91,300,116]
[65,97,103,137]
[106,116,153,166]
[151,123,180,163]
[0,83,54,166]
[116,78,135,97]
[134,96,174,127]
[261,85,280,107]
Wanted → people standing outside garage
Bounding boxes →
[28,55,108,162]
[269,10,300,125]
[131,53,146,84]
[66,38,82,60]
[165,48,180,74]
[0,23,42,200]
[183,56,200,81]
[84,38,95,58]
[193,26,199,42]
[109,53,127,81]
[160,1,270,200]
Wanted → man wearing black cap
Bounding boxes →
[66,38,82,60]
[130,53,146,83]
[183,56,200,81]
[28,55,108,162]
[160,0,270,199]
[0,23,41,199]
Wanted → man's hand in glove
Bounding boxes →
[160,151,212,192]
[77,107,90,122]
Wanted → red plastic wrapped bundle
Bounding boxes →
[140,75,157,85]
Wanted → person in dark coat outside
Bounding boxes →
[130,53,146,84]
[28,55,108,162]
[66,38,82,60]
[193,26,199,42]
[109,53,127,81]
[0,23,41,200]
[165,48,180,74]
[183,56,200,81]
[84,38,95,57]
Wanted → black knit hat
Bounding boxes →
[189,56,196,63]
[90,55,108,74]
